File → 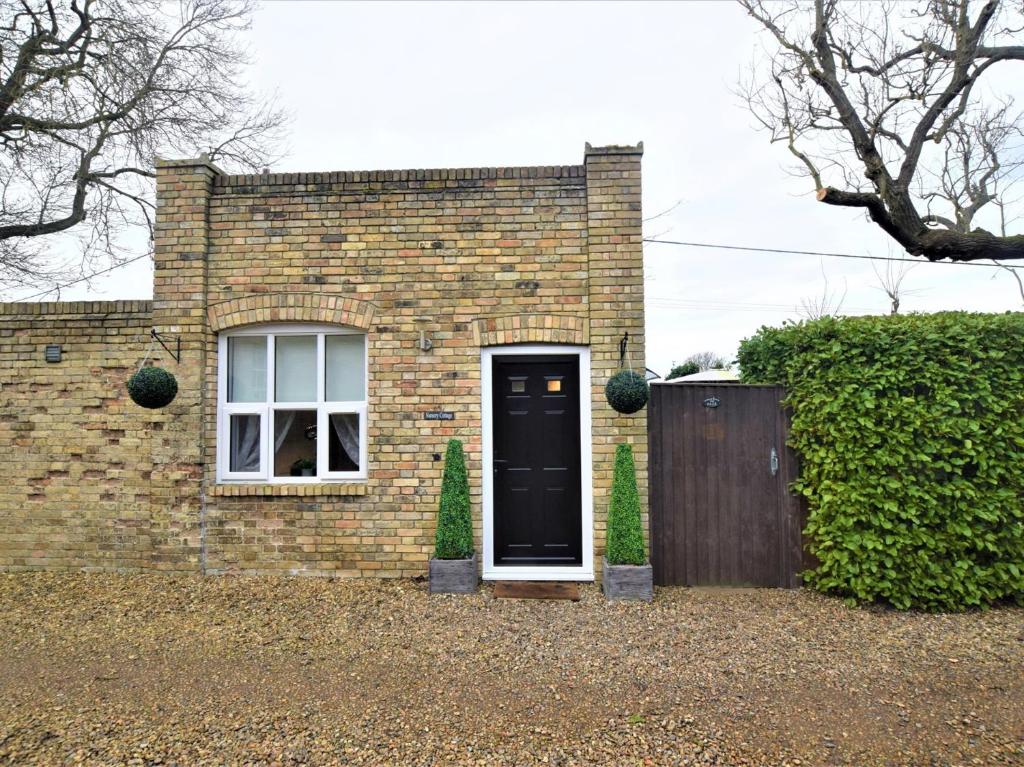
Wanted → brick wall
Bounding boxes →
[585,145,648,555]
[0,301,162,571]
[0,143,646,578]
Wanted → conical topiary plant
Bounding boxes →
[434,439,473,560]
[606,442,646,565]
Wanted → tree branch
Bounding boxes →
[0,0,287,292]
[742,0,1024,262]
[816,186,916,247]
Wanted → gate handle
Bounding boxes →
[770,447,779,477]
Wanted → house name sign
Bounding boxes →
[424,411,455,421]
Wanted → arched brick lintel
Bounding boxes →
[208,293,376,332]
[473,314,588,347]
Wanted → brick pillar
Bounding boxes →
[149,157,219,571]
[584,142,647,575]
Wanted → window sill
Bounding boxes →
[209,483,369,498]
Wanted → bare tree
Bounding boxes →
[798,263,847,319]
[992,197,1024,303]
[993,260,1024,303]
[871,258,918,314]
[740,0,1024,263]
[0,0,287,294]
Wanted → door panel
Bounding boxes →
[492,355,581,566]
[649,384,803,588]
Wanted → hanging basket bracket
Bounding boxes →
[151,328,181,364]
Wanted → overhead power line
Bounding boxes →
[648,294,859,310]
[643,238,1024,271]
[7,236,1021,303]
[649,302,817,315]
[9,253,152,302]
[647,297,876,313]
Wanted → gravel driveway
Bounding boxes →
[0,573,1021,766]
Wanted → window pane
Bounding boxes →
[229,414,261,472]
[275,335,316,402]
[325,335,365,401]
[328,413,360,472]
[273,409,317,477]
[228,336,266,402]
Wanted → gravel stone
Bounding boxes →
[0,573,1021,766]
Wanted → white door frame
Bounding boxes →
[481,344,594,581]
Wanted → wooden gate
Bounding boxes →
[648,383,804,588]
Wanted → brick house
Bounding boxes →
[0,143,646,581]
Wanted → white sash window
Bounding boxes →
[217,324,367,483]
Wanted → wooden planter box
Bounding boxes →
[429,552,478,594]
[602,557,653,601]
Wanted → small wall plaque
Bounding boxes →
[424,411,455,421]
[703,397,721,409]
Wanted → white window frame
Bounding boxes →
[217,323,368,484]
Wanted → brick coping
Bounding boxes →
[213,165,585,189]
[0,300,152,317]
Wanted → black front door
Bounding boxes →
[492,355,582,566]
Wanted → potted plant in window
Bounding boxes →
[291,458,316,477]
[603,443,653,601]
[429,439,477,594]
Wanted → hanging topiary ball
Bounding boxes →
[605,370,649,414]
[127,365,178,409]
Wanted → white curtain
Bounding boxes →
[231,415,261,472]
[330,413,360,468]
[274,411,296,453]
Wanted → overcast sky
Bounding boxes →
[25,1,1024,376]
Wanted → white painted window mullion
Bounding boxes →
[316,333,325,404]
[266,407,275,481]
[316,408,327,480]
[267,334,276,407]
[360,403,368,477]
[316,333,325,479]
[265,334,275,480]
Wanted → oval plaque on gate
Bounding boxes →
[703,396,721,409]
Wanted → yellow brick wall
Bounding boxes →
[585,145,648,571]
[0,144,645,578]
[0,302,162,571]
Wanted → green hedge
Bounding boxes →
[606,443,647,565]
[434,439,473,560]
[738,312,1024,611]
